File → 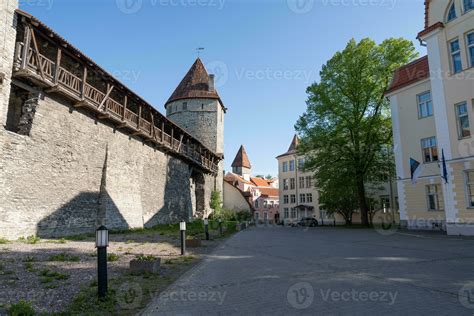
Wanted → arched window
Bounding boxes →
[464,0,474,13]
[447,1,457,22]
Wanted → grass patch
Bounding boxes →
[39,269,69,284]
[8,300,35,316]
[107,253,120,262]
[24,262,34,272]
[0,237,9,244]
[18,235,40,244]
[22,256,36,263]
[48,253,81,262]
[64,233,94,241]
[45,238,67,244]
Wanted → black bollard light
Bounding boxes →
[95,225,109,300]
[180,221,186,256]
[204,218,209,240]
[218,219,223,236]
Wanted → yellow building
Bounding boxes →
[386,0,474,235]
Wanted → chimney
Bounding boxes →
[209,74,215,92]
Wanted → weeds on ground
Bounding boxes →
[48,253,80,262]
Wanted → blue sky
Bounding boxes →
[22,0,426,176]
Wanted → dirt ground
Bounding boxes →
[0,230,223,314]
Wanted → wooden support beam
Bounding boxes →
[122,96,127,121]
[171,128,174,149]
[177,134,184,152]
[21,26,31,70]
[150,113,155,138]
[81,66,87,99]
[98,84,114,111]
[29,27,46,80]
[137,105,142,129]
[54,48,62,84]
[161,122,165,143]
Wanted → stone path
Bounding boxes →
[143,226,474,315]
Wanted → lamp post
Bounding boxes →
[218,219,223,236]
[204,218,209,240]
[95,225,109,300]
[180,221,186,256]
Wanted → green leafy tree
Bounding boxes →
[296,38,417,227]
[209,191,222,215]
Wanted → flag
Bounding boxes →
[441,149,448,184]
[410,158,423,185]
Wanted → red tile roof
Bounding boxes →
[231,145,251,169]
[424,0,430,28]
[418,1,444,39]
[258,187,279,197]
[166,58,226,110]
[250,177,271,187]
[385,56,430,95]
[224,173,252,185]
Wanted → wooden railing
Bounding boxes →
[13,39,219,174]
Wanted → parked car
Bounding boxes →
[296,217,319,227]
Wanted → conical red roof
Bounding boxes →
[231,145,251,169]
[166,58,224,107]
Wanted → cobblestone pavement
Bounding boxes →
[143,226,474,315]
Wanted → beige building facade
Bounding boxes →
[387,0,474,235]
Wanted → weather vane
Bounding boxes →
[196,47,205,57]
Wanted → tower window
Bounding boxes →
[201,104,204,110]
[183,102,187,110]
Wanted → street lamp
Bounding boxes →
[180,221,186,256]
[95,225,109,300]
[204,218,209,240]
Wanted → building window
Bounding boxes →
[305,176,312,188]
[289,160,295,171]
[298,158,305,170]
[299,177,305,189]
[464,0,474,12]
[450,39,462,73]
[283,161,288,172]
[466,171,474,207]
[467,33,474,68]
[182,102,187,110]
[456,102,471,138]
[290,178,296,190]
[417,91,433,118]
[291,208,297,218]
[447,2,457,22]
[283,179,289,190]
[421,137,438,163]
[284,208,289,219]
[426,184,442,211]
[255,200,259,208]
[290,195,296,203]
[306,193,313,203]
[284,195,289,204]
[299,194,306,203]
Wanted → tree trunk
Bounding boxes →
[356,176,370,227]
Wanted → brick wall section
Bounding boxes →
[0,0,18,126]
[0,92,213,239]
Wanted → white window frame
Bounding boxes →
[284,208,289,219]
[290,178,296,190]
[421,137,439,163]
[467,32,474,68]
[283,179,289,190]
[450,39,463,74]
[299,177,305,189]
[417,91,433,119]
[447,1,457,22]
[290,195,296,204]
[283,195,289,204]
[464,0,474,13]
[305,176,312,188]
[289,160,295,171]
[299,194,306,203]
[426,184,442,211]
[282,161,288,172]
[465,170,474,208]
[455,102,471,138]
[306,193,313,203]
